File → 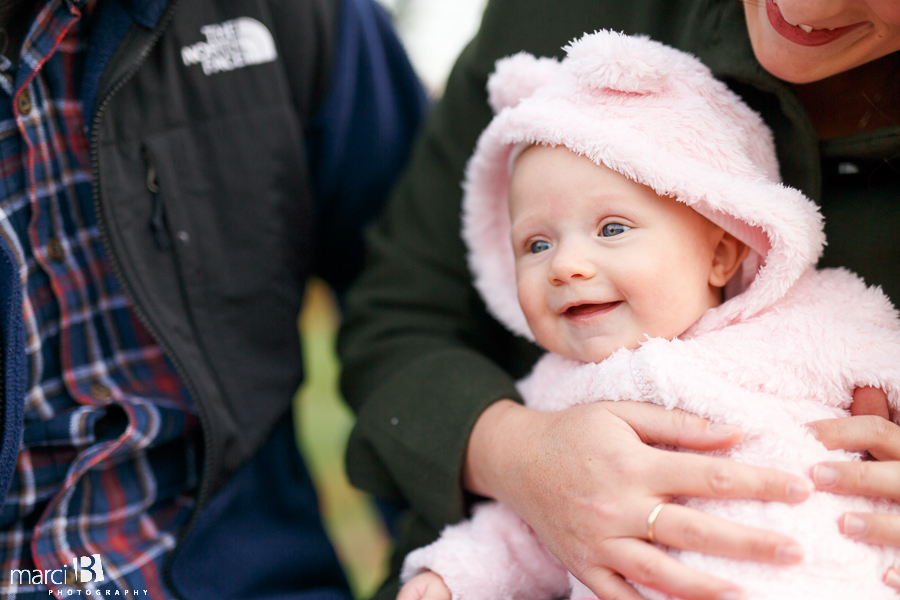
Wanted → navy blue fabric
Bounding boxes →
[170,414,352,600]
[307,0,429,294]
[81,0,168,132]
[0,230,26,505]
[80,0,143,129]
[119,0,170,28]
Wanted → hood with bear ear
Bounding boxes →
[461,30,825,342]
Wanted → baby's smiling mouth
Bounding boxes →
[563,301,622,321]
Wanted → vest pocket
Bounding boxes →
[142,145,173,251]
[126,107,312,467]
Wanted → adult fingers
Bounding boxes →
[576,567,646,600]
[600,537,745,600]
[808,415,900,461]
[812,460,900,500]
[835,511,900,590]
[607,402,744,451]
[651,450,813,503]
[650,503,804,565]
[837,512,900,547]
[839,512,900,547]
[850,387,891,420]
[885,567,900,592]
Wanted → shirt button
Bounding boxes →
[89,382,113,401]
[46,238,65,262]
[16,90,31,115]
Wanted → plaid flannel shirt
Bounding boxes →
[0,0,199,597]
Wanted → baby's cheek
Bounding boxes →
[517,284,557,346]
[517,282,543,327]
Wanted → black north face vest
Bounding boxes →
[93,0,337,510]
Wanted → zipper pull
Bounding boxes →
[142,146,171,250]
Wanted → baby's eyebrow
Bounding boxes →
[508,219,537,234]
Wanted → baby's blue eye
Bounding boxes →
[601,223,630,237]
[530,240,551,253]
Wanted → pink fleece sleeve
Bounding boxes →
[400,501,570,600]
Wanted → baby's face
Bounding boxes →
[509,145,724,363]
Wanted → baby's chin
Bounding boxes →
[532,321,692,363]
[553,340,639,365]
[550,321,701,363]
[571,348,622,364]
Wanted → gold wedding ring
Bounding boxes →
[647,501,667,543]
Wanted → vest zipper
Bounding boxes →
[87,1,213,597]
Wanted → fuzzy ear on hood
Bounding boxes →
[486,52,563,113]
[461,30,825,343]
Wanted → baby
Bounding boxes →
[397,31,900,600]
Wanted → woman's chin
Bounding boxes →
[743,1,900,83]
[746,34,862,83]
[753,49,835,83]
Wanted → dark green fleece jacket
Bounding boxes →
[339,1,900,597]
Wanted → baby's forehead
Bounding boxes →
[506,148,725,252]
[508,144,699,212]
[510,144,647,192]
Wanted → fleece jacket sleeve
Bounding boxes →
[401,502,569,600]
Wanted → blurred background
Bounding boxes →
[374,0,488,94]
[294,1,488,598]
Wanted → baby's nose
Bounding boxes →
[548,242,597,283]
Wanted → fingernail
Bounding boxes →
[812,465,838,489]
[787,480,813,502]
[841,514,867,538]
[804,423,820,439]
[884,568,900,590]
[776,543,804,564]
[709,423,740,437]
[717,590,745,600]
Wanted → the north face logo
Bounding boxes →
[181,17,277,75]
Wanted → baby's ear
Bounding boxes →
[487,53,562,113]
[710,231,751,288]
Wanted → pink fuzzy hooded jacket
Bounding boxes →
[400,31,900,600]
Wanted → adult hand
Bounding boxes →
[807,386,900,592]
[464,400,812,600]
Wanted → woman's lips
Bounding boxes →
[563,301,621,321]
[766,0,866,47]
